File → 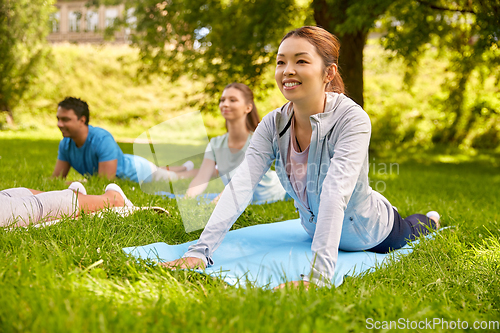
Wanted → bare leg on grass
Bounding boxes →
[76,190,125,213]
[1,183,132,227]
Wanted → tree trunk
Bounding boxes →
[0,105,15,127]
[338,32,367,108]
[6,112,14,127]
[441,70,471,143]
[313,0,367,107]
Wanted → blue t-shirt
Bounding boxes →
[57,125,151,183]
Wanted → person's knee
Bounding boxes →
[1,187,34,197]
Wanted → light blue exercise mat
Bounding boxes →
[123,219,422,289]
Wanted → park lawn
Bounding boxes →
[0,137,499,332]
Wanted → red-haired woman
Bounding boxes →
[164,26,440,288]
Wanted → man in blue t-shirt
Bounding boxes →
[52,97,182,183]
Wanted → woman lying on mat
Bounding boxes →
[0,182,133,227]
[174,82,287,204]
[163,26,440,288]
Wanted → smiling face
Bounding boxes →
[219,87,252,121]
[275,36,335,105]
[56,106,87,138]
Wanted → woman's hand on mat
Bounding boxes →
[211,193,222,205]
[274,281,310,290]
[160,257,206,270]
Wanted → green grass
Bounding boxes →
[0,137,499,332]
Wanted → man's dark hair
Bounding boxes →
[58,97,90,125]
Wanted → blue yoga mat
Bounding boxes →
[123,218,418,289]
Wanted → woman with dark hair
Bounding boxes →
[164,26,440,288]
[183,83,286,203]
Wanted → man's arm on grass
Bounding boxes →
[98,159,118,180]
[52,159,71,178]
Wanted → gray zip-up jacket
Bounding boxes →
[184,92,394,287]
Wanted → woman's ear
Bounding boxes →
[324,64,338,83]
[245,103,253,114]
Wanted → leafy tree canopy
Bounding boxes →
[313,0,500,141]
[93,0,500,143]
[381,0,500,142]
[113,0,304,111]
[0,0,55,122]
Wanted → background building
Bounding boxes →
[48,1,129,43]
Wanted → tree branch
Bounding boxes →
[416,0,476,14]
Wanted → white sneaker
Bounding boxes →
[426,211,440,229]
[68,182,87,195]
[105,184,134,207]
[182,160,194,171]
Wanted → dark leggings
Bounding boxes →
[368,208,438,254]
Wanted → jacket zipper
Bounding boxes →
[306,116,320,224]
[278,105,317,225]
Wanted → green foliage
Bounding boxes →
[364,40,500,152]
[381,0,500,143]
[3,42,498,152]
[1,43,287,140]
[117,0,304,112]
[0,0,54,117]
[114,0,500,146]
